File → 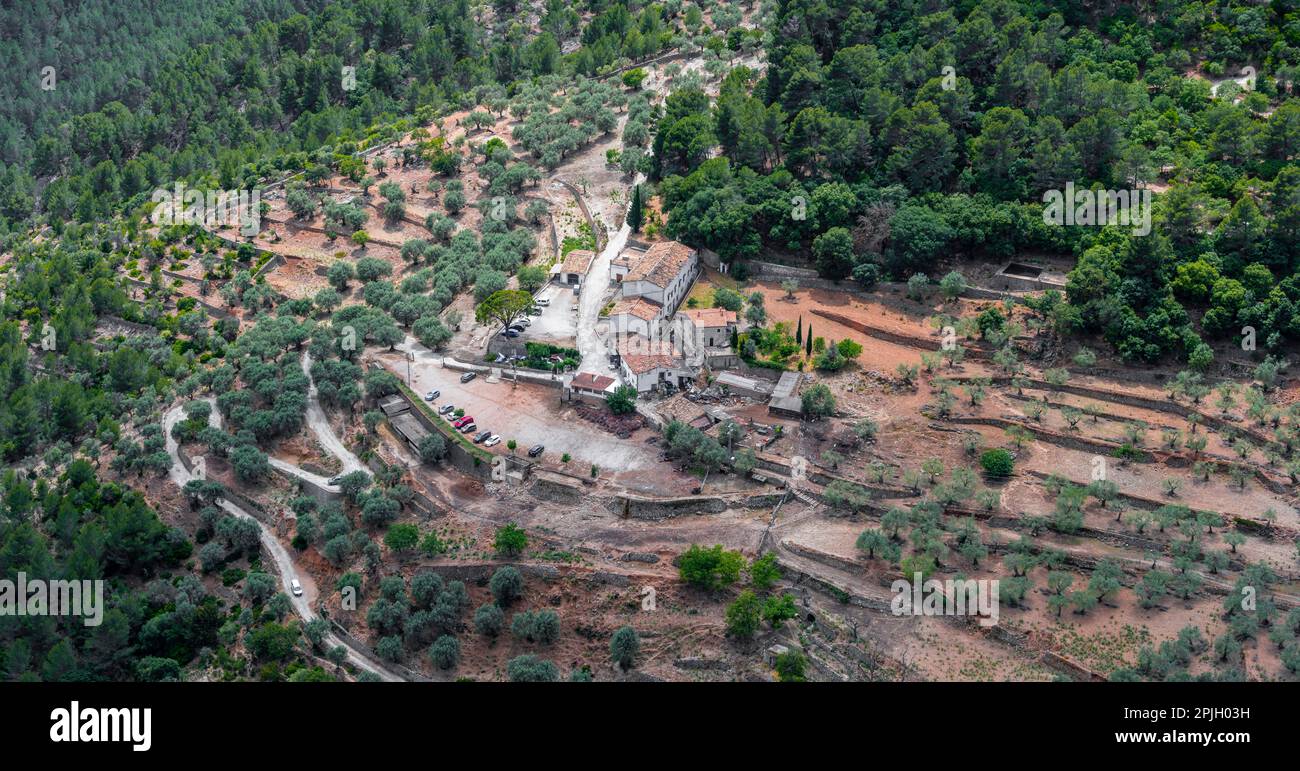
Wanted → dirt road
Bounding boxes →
[164,403,402,681]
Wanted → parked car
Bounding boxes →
[438,404,456,415]
[460,422,477,433]
[327,475,342,486]
[290,579,303,597]
[484,435,501,447]
[534,297,551,306]
[508,324,526,332]
[501,329,520,338]
[460,371,477,383]
[572,283,580,295]
[424,390,439,401]
[527,444,545,458]
[473,430,492,443]
[453,415,474,428]
[515,317,531,326]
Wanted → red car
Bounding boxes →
[452,415,474,428]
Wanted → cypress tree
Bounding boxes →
[626,184,644,232]
[796,315,803,345]
[805,324,813,357]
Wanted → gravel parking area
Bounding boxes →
[379,353,660,475]
[517,282,578,343]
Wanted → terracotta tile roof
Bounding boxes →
[561,249,595,276]
[610,296,663,321]
[623,241,695,288]
[679,307,737,327]
[618,338,681,374]
[571,372,616,391]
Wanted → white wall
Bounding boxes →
[610,313,653,337]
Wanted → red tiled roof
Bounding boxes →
[610,296,662,321]
[572,372,615,391]
[623,241,695,288]
[679,307,737,327]
[561,249,595,275]
[619,338,681,374]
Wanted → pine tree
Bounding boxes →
[626,184,644,232]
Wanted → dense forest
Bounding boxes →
[0,0,330,164]
[657,0,1300,366]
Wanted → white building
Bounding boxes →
[617,339,691,393]
[616,241,698,314]
[608,296,662,337]
[567,371,618,405]
[557,249,595,286]
[677,306,740,369]
[677,307,738,348]
[608,240,701,392]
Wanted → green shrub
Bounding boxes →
[980,448,1014,477]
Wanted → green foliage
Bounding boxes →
[384,523,419,553]
[801,383,836,418]
[474,603,505,637]
[510,609,560,644]
[606,384,638,415]
[609,625,640,670]
[429,635,460,670]
[979,448,1014,477]
[750,553,781,590]
[494,522,528,557]
[774,650,807,682]
[489,565,525,606]
[678,544,745,591]
[507,654,558,682]
[762,593,798,629]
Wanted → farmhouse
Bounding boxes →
[617,339,691,393]
[674,306,739,369]
[569,371,618,405]
[614,241,698,315]
[608,296,663,337]
[678,307,738,348]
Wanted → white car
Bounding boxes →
[290,579,303,597]
[534,297,551,306]
[484,435,501,447]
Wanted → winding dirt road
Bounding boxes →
[164,401,402,681]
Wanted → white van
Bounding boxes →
[290,579,303,597]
